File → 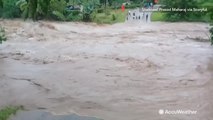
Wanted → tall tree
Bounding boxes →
[17,0,51,20]
[39,0,51,17]
[28,0,37,20]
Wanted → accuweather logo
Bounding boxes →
[159,109,197,115]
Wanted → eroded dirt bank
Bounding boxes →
[0,20,213,120]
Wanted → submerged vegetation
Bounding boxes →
[0,26,6,44]
[210,26,213,45]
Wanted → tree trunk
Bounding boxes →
[28,0,38,20]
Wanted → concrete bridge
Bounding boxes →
[126,8,152,22]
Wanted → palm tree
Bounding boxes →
[28,0,38,20]
[39,0,51,18]
[17,0,51,20]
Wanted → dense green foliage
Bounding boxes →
[50,0,66,14]
[0,0,3,8]
[161,0,203,21]
[16,0,51,20]
[160,0,212,22]
[0,0,21,18]
[15,0,101,21]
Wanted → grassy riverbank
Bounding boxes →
[0,106,23,120]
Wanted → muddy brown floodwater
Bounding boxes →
[0,20,213,120]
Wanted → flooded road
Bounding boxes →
[0,20,213,120]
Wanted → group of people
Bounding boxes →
[127,10,151,22]
[126,0,158,22]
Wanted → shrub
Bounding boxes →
[97,8,104,13]
[48,0,66,20]
[49,0,66,14]
[105,8,111,16]
[112,14,116,21]
[52,10,66,21]
[16,0,29,19]
[66,11,82,21]
[52,10,82,21]
[82,3,94,22]
[210,27,213,45]
[210,20,213,45]
[0,26,6,44]
[0,106,23,120]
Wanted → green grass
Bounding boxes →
[151,12,166,21]
[0,106,23,120]
[92,9,129,24]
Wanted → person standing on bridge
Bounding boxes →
[144,0,153,22]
